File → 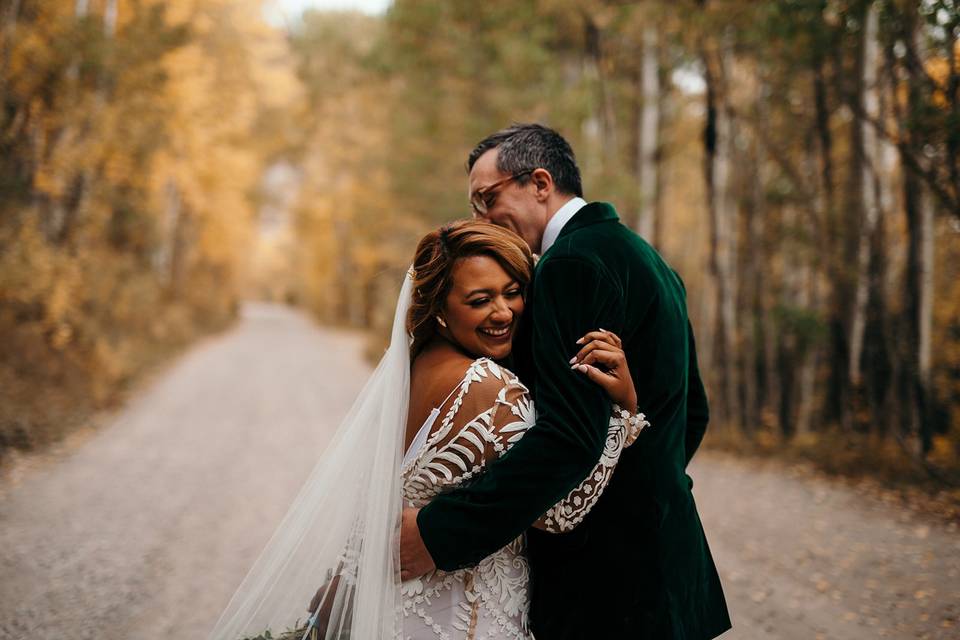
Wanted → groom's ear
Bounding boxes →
[530,168,553,202]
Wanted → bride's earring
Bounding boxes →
[436,316,447,328]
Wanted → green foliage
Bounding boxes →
[240,624,311,640]
[2,0,957,484]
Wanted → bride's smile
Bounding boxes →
[478,324,511,338]
[437,254,525,361]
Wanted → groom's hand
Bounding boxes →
[399,507,436,581]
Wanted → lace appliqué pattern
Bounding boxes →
[400,359,649,639]
[402,359,532,640]
[537,403,649,533]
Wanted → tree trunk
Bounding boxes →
[812,45,849,429]
[0,0,21,106]
[700,23,740,429]
[741,74,775,435]
[635,24,660,244]
[848,2,882,394]
[104,0,118,36]
[917,187,935,450]
[741,144,762,434]
[900,2,937,455]
[796,135,826,438]
[945,15,959,215]
[56,0,119,246]
[155,178,181,286]
[583,13,618,168]
[48,0,93,242]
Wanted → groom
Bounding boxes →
[400,124,731,639]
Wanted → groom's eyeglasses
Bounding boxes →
[470,169,534,217]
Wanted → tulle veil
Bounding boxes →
[206,271,413,640]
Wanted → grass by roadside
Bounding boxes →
[0,307,235,467]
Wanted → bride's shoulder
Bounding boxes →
[413,350,524,404]
[441,357,522,391]
[440,359,526,421]
[464,358,521,387]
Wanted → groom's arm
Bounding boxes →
[416,257,624,571]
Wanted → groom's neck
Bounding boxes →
[543,193,578,226]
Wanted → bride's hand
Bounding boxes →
[306,574,341,632]
[570,329,637,412]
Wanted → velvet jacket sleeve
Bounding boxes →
[417,257,625,571]
[684,320,709,466]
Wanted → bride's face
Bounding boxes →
[441,255,524,360]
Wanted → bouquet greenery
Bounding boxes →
[240,626,312,640]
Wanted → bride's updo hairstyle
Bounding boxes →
[407,220,534,359]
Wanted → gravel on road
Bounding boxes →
[1,303,957,639]
[0,304,370,640]
[691,453,960,639]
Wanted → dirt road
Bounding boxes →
[0,304,370,640]
[1,303,957,639]
[690,454,959,639]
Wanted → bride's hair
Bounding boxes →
[408,220,534,358]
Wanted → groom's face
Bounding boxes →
[469,149,547,253]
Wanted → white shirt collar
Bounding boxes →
[539,197,587,255]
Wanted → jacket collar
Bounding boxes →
[554,201,619,242]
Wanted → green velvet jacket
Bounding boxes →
[418,203,730,639]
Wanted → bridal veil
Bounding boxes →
[207,272,412,640]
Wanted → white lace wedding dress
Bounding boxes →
[399,358,647,640]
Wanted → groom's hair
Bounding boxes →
[467,123,583,198]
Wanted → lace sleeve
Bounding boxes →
[403,359,535,502]
[535,403,649,533]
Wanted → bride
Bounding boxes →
[207,220,647,640]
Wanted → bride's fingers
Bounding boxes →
[598,328,623,348]
[579,347,626,370]
[571,337,624,364]
[573,362,617,389]
[576,329,622,349]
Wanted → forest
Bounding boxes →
[1,0,958,485]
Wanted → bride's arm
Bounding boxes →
[305,573,340,634]
[534,330,648,533]
[532,403,648,533]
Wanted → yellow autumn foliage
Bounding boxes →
[0,0,292,451]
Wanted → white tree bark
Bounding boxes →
[154,178,182,282]
[717,104,739,425]
[104,0,118,36]
[636,25,660,243]
[701,28,739,425]
[848,2,881,388]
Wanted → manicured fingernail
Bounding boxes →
[599,328,606,332]
[576,338,584,344]
[577,364,588,372]
[569,356,577,364]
